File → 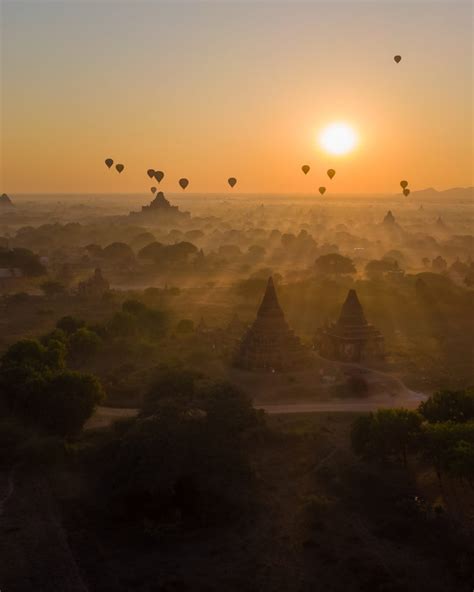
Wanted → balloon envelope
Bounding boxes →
[115,164,124,173]
[151,187,157,194]
[400,180,408,189]
[327,169,336,180]
[147,169,155,178]
[105,158,113,169]
[403,188,410,196]
[301,165,310,175]
[228,177,237,188]
[394,55,402,63]
[179,178,189,190]
[319,186,326,195]
[154,170,164,183]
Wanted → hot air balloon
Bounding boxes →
[403,188,410,197]
[115,164,124,173]
[105,158,113,169]
[301,165,310,175]
[228,177,237,188]
[400,180,408,189]
[150,187,157,194]
[154,171,164,183]
[394,55,402,63]
[179,178,189,190]
[147,169,155,178]
[327,169,336,180]
[319,187,326,195]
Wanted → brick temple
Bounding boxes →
[234,277,308,371]
[316,289,384,363]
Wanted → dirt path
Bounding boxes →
[90,392,425,430]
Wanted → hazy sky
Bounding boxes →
[1,0,472,194]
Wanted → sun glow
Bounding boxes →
[319,122,358,156]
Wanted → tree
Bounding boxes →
[1,338,64,374]
[0,338,102,437]
[420,421,474,485]
[56,315,85,335]
[351,409,423,465]
[40,280,66,298]
[122,299,147,316]
[200,381,261,435]
[0,247,46,276]
[68,328,102,361]
[163,241,198,264]
[419,389,474,423]
[108,378,260,522]
[38,371,104,437]
[141,368,198,416]
[102,242,135,262]
[314,253,356,275]
[246,245,266,262]
[176,319,194,334]
[107,311,137,338]
[218,244,241,259]
[137,241,164,262]
[365,258,400,278]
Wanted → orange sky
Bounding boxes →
[2,1,472,194]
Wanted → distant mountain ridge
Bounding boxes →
[411,187,473,199]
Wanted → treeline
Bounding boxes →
[0,299,170,453]
[0,246,45,276]
[352,389,474,486]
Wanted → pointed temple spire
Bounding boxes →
[315,289,384,363]
[257,276,284,318]
[337,289,368,327]
[234,277,308,371]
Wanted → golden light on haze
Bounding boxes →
[2,2,472,194]
[319,123,358,156]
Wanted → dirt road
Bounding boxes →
[89,391,425,429]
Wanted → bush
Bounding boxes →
[351,409,422,465]
[68,328,102,361]
[419,388,474,423]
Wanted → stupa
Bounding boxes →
[382,210,396,226]
[315,289,384,363]
[77,268,110,299]
[0,193,14,209]
[234,277,308,371]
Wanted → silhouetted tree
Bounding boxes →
[315,253,356,275]
[419,389,474,423]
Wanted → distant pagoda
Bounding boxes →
[129,192,190,222]
[315,289,384,363]
[234,277,308,371]
[0,193,14,209]
[383,210,396,225]
[77,268,110,299]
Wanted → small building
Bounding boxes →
[77,268,110,299]
[315,289,384,363]
[234,276,309,371]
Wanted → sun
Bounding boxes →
[319,122,358,156]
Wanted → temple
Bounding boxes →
[129,192,190,222]
[315,289,384,362]
[234,277,308,371]
[0,193,14,209]
[382,210,396,226]
[77,268,110,299]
